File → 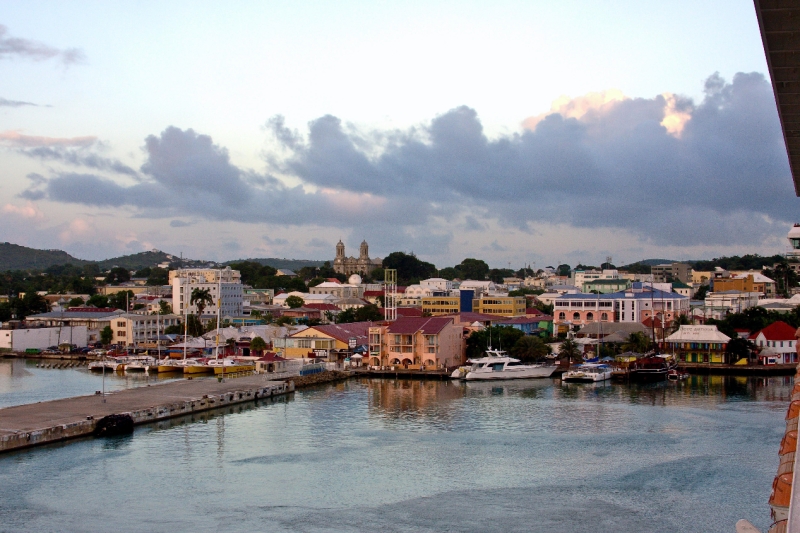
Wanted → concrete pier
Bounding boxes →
[0,375,293,453]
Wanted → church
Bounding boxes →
[333,240,382,276]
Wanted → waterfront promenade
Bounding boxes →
[0,374,292,453]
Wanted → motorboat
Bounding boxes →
[562,363,613,383]
[450,366,470,379]
[208,358,254,375]
[462,349,557,381]
[667,369,689,381]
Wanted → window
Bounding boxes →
[586,312,594,321]
[601,312,608,321]
[559,312,565,320]
[572,312,580,320]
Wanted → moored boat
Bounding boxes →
[182,358,213,375]
[629,356,669,382]
[562,363,612,383]
[463,349,557,381]
[208,358,254,374]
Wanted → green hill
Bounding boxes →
[225,257,326,271]
[96,250,181,271]
[0,242,88,271]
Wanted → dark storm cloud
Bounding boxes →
[27,126,400,227]
[0,24,85,65]
[267,72,794,246]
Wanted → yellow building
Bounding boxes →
[274,322,371,359]
[472,296,526,317]
[692,271,712,284]
[421,296,460,316]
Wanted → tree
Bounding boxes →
[455,258,490,281]
[558,338,581,366]
[164,323,183,335]
[108,290,135,311]
[382,252,436,284]
[465,326,524,360]
[694,285,709,300]
[285,295,305,308]
[186,314,204,337]
[670,314,692,333]
[146,267,169,286]
[354,304,382,322]
[191,288,214,316]
[87,294,109,308]
[488,268,515,284]
[250,336,267,354]
[438,267,460,280]
[511,336,551,363]
[622,332,651,354]
[100,325,113,345]
[105,267,131,284]
[556,264,571,277]
[68,297,85,308]
[725,337,755,364]
[158,300,172,315]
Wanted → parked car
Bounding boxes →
[88,349,106,356]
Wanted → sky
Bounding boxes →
[0,0,795,270]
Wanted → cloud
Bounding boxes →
[0,24,85,65]
[2,201,45,221]
[0,97,39,107]
[0,131,96,147]
[306,237,329,248]
[169,219,192,227]
[19,72,798,250]
[18,145,139,177]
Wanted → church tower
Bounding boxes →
[359,240,369,259]
[336,240,345,259]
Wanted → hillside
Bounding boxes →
[0,242,88,271]
[225,257,326,271]
[96,250,182,271]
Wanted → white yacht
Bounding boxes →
[561,363,612,383]
[124,356,158,373]
[461,349,557,381]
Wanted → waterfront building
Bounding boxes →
[368,316,464,368]
[111,313,182,347]
[751,321,798,364]
[24,308,125,343]
[275,322,373,359]
[333,240,382,276]
[664,325,731,364]
[0,325,89,351]
[171,268,243,318]
[553,284,689,329]
[472,295,526,317]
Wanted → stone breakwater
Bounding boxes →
[290,370,352,389]
[0,375,293,453]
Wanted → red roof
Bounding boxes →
[363,290,384,297]
[526,308,546,316]
[381,307,423,318]
[297,322,374,343]
[257,352,287,362]
[753,321,798,341]
[386,316,454,334]
[325,278,342,284]
[444,312,504,323]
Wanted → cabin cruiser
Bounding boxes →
[561,363,612,383]
[458,349,557,381]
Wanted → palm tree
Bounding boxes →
[190,288,214,317]
[558,338,581,367]
[511,336,551,363]
[622,332,651,354]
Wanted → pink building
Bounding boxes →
[368,316,464,369]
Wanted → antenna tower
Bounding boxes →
[384,269,397,321]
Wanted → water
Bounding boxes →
[0,358,191,408]
[0,373,791,533]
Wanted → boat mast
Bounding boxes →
[183,274,189,361]
[215,271,221,360]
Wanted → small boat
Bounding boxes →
[562,363,613,383]
[208,358,254,375]
[667,369,689,381]
[463,349,557,381]
[88,357,128,372]
[156,359,184,372]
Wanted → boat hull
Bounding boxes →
[213,365,253,375]
[464,366,557,381]
[183,365,213,375]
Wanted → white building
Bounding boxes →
[420,278,455,292]
[309,281,362,299]
[458,280,496,297]
[171,268,243,318]
[111,314,182,347]
[0,326,88,351]
[572,269,619,288]
[704,290,759,315]
[273,292,339,307]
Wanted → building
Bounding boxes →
[275,322,373,359]
[787,224,800,263]
[652,262,693,284]
[711,272,776,298]
[458,280,497,297]
[704,290,759,316]
[420,278,456,292]
[309,281,363,299]
[171,268,243,318]
[572,269,619,288]
[472,296,526,317]
[553,284,690,328]
[333,240,381,276]
[367,316,464,368]
[671,281,693,298]
[421,296,461,316]
[111,313,181,347]
[751,321,798,365]
[0,326,88,351]
[665,325,731,364]
[24,308,126,343]
[582,278,631,294]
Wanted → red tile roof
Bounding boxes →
[298,322,374,343]
[386,316,454,334]
[304,303,341,311]
[257,352,287,362]
[753,321,798,341]
[381,307,424,318]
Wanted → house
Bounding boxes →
[275,322,373,359]
[751,321,798,364]
[420,278,456,292]
[494,316,545,336]
[664,325,731,364]
[367,316,464,368]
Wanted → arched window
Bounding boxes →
[559,312,565,320]
[586,312,594,321]
[601,312,608,321]
[573,312,580,320]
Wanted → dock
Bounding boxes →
[0,374,293,454]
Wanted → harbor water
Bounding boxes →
[0,369,792,533]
